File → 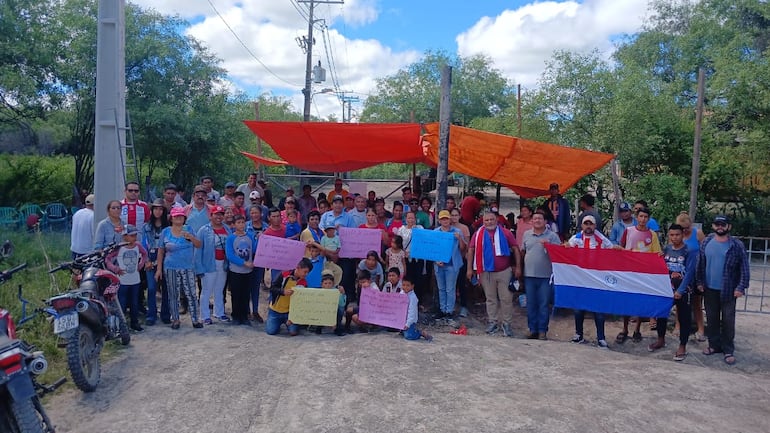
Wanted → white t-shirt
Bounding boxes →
[70,208,94,254]
[116,245,142,285]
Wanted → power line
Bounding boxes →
[206,0,301,88]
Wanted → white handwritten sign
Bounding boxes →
[338,227,382,258]
[253,235,307,270]
[288,288,340,326]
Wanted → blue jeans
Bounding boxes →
[435,265,459,314]
[265,309,299,335]
[145,269,159,322]
[574,310,606,341]
[525,277,553,333]
[251,267,265,314]
[403,323,422,340]
[118,283,141,325]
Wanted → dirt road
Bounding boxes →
[44,312,770,433]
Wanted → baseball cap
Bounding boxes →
[170,207,187,218]
[249,190,261,200]
[225,182,236,188]
[324,225,336,231]
[194,185,207,194]
[321,269,334,278]
[582,215,596,225]
[438,210,451,219]
[122,224,138,235]
[206,194,216,202]
[210,205,225,214]
[713,214,730,224]
[549,182,559,189]
[332,195,344,203]
[85,194,95,205]
[285,196,296,203]
[286,186,294,192]
[618,202,631,212]
[151,198,165,208]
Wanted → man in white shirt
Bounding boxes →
[70,194,95,258]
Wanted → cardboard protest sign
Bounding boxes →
[358,288,409,329]
[253,235,306,270]
[288,288,340,326]
[338,227,382,258]
[409,229,454,262]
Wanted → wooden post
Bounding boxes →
[436,65,452,223]
[689,68,705,219]
[254,101,263,179]
[610,158,622,222]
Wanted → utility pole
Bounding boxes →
[298,0,343,122]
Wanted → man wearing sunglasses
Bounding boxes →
[696,215,749,365]
[121,181,151,243]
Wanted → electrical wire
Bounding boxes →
[206,0,302,87]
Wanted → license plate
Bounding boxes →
[53,312,79,334]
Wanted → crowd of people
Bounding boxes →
[69,176,750,363]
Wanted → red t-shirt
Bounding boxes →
[263,225,287,238]
[470,226,517,272]
[213,227,228,260]
[460,196,481,224]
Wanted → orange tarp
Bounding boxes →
[243,121,424,173]
[242,121,614,198]
[423,124,615,198]
[239,151,289,168]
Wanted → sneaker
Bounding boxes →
[597,339,609,349]
[501,323,513,337]
[444,317,457,327]
[192,322,204,329]
[571,334,585,344]
[459,307,469,318]
[203,318,213,325]
[485,322,498,334]
[526,332,540,340]
[218,315,231,323]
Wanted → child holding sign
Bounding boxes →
[321,271,346,336]
[402,276,433,341]
[344,269,379,333]
[265,258,312,336]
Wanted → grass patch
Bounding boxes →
[0,228,123,393]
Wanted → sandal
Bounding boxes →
[648,340,665,352]
[632,331,643,343]
[673,351,688,361]
[615,332,628,344]
[702,347,722,356]
[723,354,736,365]
[695,332,707,342]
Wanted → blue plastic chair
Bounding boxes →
[45,203,69,231]
[0,207,20,229]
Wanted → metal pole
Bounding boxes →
[689,68,705,219]
[436,65,452,221]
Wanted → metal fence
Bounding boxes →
[738,237,770,314]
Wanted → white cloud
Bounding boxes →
[456,0,650,88]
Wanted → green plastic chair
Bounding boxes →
[0,207,20,229]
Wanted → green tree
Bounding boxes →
[360,51,515,125]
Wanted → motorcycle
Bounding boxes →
[0,263,66,433]
[47,244,130,392]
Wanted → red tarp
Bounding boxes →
[242,121,615,198]
[239,151,289,167]
[243,121,424,173]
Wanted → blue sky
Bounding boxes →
[131,0,651,119]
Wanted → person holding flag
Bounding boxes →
[566,215,618,349]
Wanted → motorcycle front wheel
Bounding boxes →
[66,326,101,392]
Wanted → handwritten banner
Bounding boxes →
[358,288,409,329]
[338,227,382,258]
[253,235,307,270]
[409,229,454,262]
[288,288,340,326]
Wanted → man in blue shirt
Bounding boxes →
[696,215,750,365]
